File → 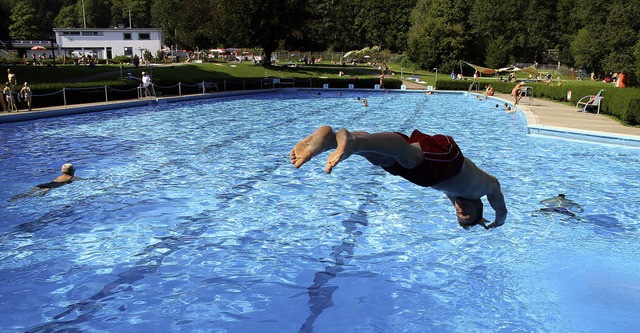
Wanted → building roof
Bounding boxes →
[53,27,162,32]
[9,40,56,49]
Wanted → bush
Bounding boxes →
[112,55,132,64]
[625,99,640,125]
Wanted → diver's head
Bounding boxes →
[455,197,488,230]
[61,163,75,176]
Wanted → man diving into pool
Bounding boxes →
[290,126,507,229]
[9,163,83,201]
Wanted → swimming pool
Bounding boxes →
[0,90,639,332]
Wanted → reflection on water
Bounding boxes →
[0,91,638,332]
[300,194,375,333]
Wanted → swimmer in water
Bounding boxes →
[9,163,83,201]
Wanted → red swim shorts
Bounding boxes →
[382,130,464,187]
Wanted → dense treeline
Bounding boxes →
[1,0,640,83]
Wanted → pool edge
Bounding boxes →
[0,89,279,124]
[3,88,639,148]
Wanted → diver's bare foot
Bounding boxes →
[325,128,356,173]
[290,126,337,168]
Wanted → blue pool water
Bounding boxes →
[0,90,639,332]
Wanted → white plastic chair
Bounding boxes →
[576,89,604,114]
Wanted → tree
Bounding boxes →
[468,0,519,66]
[571,26,606,71]
[151,0,181,47]
[354,0,416,52]
[9,1,39,39]
[407,0,470,71]
[214,0,311,66]
[512,0,557,63]
[600,0,640,73]
[112,0,151,28]
[0,0,12,40]
[54,4,81,28]
[485,36,512,69]
[323,0,364,52]
[555,0,579,66]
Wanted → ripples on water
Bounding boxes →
[0,91,639,332]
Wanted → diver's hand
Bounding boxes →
[486,219,505,229]
[477,218,491,230]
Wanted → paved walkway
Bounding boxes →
[492,92,640,138]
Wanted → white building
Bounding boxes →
[53,28,163,59]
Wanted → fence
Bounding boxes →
[7,77,390,110]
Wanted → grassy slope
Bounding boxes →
[12,62,393,88]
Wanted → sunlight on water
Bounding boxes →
[0,90,639,332]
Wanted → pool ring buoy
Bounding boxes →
[567,90,572,101]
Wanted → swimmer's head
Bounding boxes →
[455,197,488,230]
[61,163,75,175]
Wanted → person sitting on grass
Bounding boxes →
[290,126,507,229]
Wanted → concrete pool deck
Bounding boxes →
[490,92,640,147]
[1,87,639,147]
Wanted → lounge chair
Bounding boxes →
[576,89,604,114]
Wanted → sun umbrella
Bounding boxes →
[31,45,46,50]
[343,51,355,58]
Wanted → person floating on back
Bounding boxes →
[290,126,507,229]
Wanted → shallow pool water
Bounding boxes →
[0,90,639,332]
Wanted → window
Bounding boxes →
[124,47,133,56]
[62,31,81,36]
[123,33,132,40]
[138,33,150,40]
[82,31,103,36]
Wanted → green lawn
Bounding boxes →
[9,62,387,89]
[5,61,625,100]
